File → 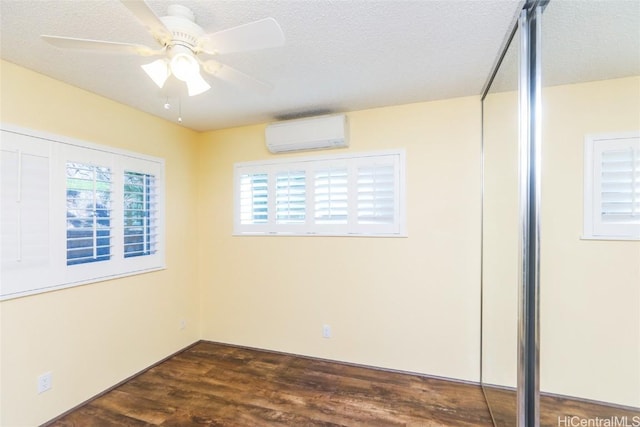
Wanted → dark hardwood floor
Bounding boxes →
[483,386,640,427]
[46,341,494,426]
[45,341,639,426]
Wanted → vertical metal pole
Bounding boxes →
[517,2,542,426]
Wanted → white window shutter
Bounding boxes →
[314,165,349,225]
[584,132,640,240]
[234,150,406,236]
[1,132,52,297]
[1,150,21,266]
[124,171,159,258]
[356,163,396,225]
[600,147,639,223]
[1,149,50,269]
[239,172,269,224]
[275,170,306,225]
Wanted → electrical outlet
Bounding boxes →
[37,372,52,394]
[322,324,332,339]
[180,319,186,330]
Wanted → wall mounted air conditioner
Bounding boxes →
[265,114,349,153]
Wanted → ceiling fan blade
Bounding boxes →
[42,35,162,56]
[120,0,172,46]
[199,17,285,55]
[201,59,272,94]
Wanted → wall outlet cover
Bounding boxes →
[322,324,332,338]
[37,371,52,394]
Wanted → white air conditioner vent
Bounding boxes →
[265,114,349,153]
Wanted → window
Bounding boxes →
[66,162,113,265]
[314,166,348,225]
[357,162,395,225]
[240,172,268,225]
[234,150,406,236]
[0,125,165,300]
[275,170,306,224]
[584,132,640,240]
[124,171,158,258]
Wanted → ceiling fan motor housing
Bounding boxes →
[160,5,204,54]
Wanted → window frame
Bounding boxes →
[234,150,407,237]
[1,124,165,300]
[583,131,640,241]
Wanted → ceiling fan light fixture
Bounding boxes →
[168,45,211,96]
[185,71,211,96]
[170,51,199,82]
[141,59,170,88]
[41,2,286,101]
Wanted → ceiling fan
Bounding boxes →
[41,0,285,96]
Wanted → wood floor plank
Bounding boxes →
[50,402,155,427]
[47,341,638,426]
[45,341,495,426]
[483,386,640,427]
[93,389,177,425]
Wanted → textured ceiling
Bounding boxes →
[1,0,638,132]
[489,0,640,94]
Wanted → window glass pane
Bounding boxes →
[124,171,158,258]
[357,164,395,225]
[240,173,268,224]
[314,167,348,224]
[276,170,306,224]
[66,162,112,265]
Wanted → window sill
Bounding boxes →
[233,232,408,238]
[580,235,640,242]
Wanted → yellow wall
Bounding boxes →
[540,76,640,406]
[481,76,640,407]
[196,97,483,381]
[0,60,201,426]
[481,88,519,388]
[4,55,633,425]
